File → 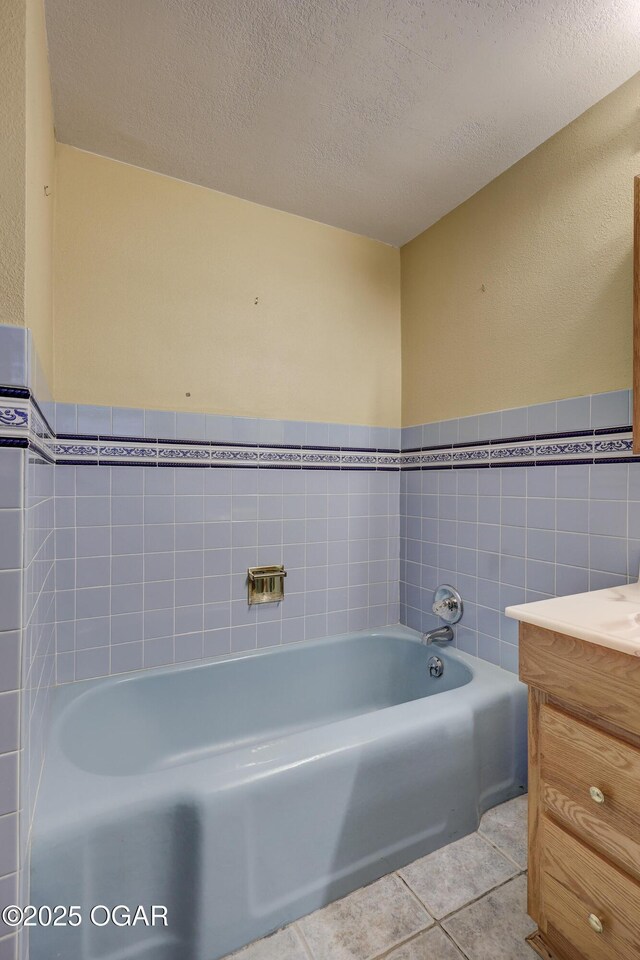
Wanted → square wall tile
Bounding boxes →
[258,419,285,444]
[0,873,18,938]
[527,402,556,435]
[0,574,21,632]
[439,420,459,444]
[232,417,259,444]
[0,326,27,386]
[75,647,110,681]
[111,407,145,437]
[76,404,112,435]
[590,463,627,500]
[176,412,206,440]
[591,390,630,429]
[457,417,479,443]
[500,407,528,439]
[145,410,176,439]
[205,415,234,442]
[54,403,77,434]
[281,420,307,445]
[348,424,371,447]
[477,412,501,443]
[111,641,143,674]
[0,453,22,509]
[0,695,18,753]
[556,396,590,432]
[0,812,18,878]
[0,513,21,570]
[0,754,18,815]
[0,634,20,693]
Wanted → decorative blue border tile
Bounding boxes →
[0,407,28,430]
[0,383,636,472]
[0,387,403,470]
[401,427,634,470]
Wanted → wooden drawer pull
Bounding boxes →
[588,914,604,934]
[589,786,605,804]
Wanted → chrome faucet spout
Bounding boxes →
[421,625,454,645]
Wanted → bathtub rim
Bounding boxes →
[34,625,525,828]
[45,625,523,776]
[50,623,507,709]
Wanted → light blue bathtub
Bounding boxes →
[31,626,527,960]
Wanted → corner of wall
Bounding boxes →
[24,0,55,391]
[399,72,639,427]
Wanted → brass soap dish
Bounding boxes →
[247,565,287,605]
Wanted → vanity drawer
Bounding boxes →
[520,623,640,736]
[540,703,640,878]
[541,817,640,960]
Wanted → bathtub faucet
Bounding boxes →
[421,625,454,645]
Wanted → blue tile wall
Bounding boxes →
[45,391,635,682]
[19,453,55,935]
[0,449,24,960]
[401,390,631,448]
[400,460,640,672]
[399,390,635,674]
[54,466,400,682]
[0,448,55,960]
[2,328,638,736]
[0,324,56,960]
[53,402,401,451]
[0,327,27,389]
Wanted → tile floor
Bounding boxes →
[226,795,535,960]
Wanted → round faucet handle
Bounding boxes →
[432,585,463,624]
[433,597,455,615]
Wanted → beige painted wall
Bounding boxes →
[0,0,26,327]
[25,0,55,386]
[0,0,55,387]
[54,145,401,426]
[401,72,639,426]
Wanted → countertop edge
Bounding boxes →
[505,604,640,659]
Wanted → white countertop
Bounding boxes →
[506,582,640,658]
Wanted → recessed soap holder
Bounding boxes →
[247,565,287,605]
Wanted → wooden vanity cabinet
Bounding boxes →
[520,622,640,960]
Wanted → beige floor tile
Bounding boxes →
[225,924,308,960]
[383,926,466,959]
[399,832,518,919]
[479,795,528,869]
[297,874,434,960]
[442,875,536,960]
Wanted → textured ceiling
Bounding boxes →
[45,0,640,245]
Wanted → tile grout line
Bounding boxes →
[440,885,538,960]
[439,875,535,959]
[336,913,476,960]
[395,833,524,925]
[394,867,440,919]
[367,923,454,960]
[436,922,474,960]
[476,827,527,873]
[437,870,526,924]
[293,909,433,960]
[290,871,437,960]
